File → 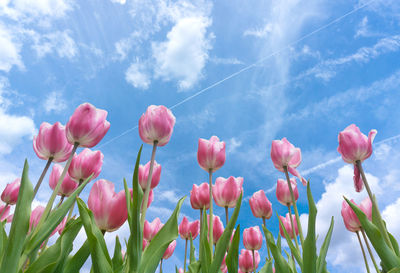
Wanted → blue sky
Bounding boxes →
[1,0,400,272]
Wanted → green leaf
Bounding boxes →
[77,198,112,273]
[262,226,292,273]
[189,234,196,264]
[277,214,302,269]
[112,236,123,273]
[210,193,242,273]
[0,220,7,260]
[389,232,400,257]
[277,233,282,252]
[258,259,274,273]
[0,160,33,273]
[138,197,185,273]
[345,197,400,269]
[317,217,334,273]
[226,225,240,273]
[188,261,201,273]
[388,268,400,273]
[303,182,317,273]
[63,240,90,273]
[200,206,211,273]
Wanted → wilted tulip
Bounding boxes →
[276,178,298,206]
[239,249,260,272]
[279,213,299,239]
[208,215,224,243]
[243,226,263,250]
[49,165,78,197]
[66,103,110,148]
[68,148,103,182]
[1,178,20,205]
[213,176,243,208]
[190,183,210,210]
[138,160,161,190]
[143,218,163,242]
[162,240,176,259]
[249,190,272,219]
[178,216,200,240]
[197,136,226,172]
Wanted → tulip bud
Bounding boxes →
[139,105,176,146]
[270,138,307,185]
[66,103,110,148]
[68,148,103,182]
[88,179,128,232]
[162,240,176,259]
[341,198,371,233]
[208,215,224,243]
[178,216,200,240]
[197,136,226,172]
[143,218,163,242]
[190,183,210,210]
[239,249,260,272]
[33,122,73,162]
[49,165,78,197]
[279,213,299,239]
[213,176,243,208]
[243,226,263,250]
[138,160,161,190]
[249,190,272,219]
[276,178,298,206]
[1,178,20,205]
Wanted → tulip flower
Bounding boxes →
[239,249,260,273]
[139,105,176,147]
[1,178,20,205]
[33,122,73,162]
[213,176,243,208]
[221,254,228,273]
[162,240,176,260]
[276,178,298,206]
[249,190,272,220]
[359,197,372,221]
[190,183,210,210]
[142,239,148,251]
[68,148,103,183]
[138,160,161,190]
[208,215,225,244]
[88,179,128,232]
[341,198,372,233]
[143,218,163,242]
[178,216,200,240]
[29,206,64,235]
[57,217,67,235]
[197,136,226,172]
[66,103,110,148]
[271,138,307,185]
[279,213,299,239]
[243,226,263,250]
[0,203,10,221]
[49,165,78,197]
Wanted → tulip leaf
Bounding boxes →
[277,233,282,252]
[389,231,400,257]
[0,220,7,260]
[138,197,185,273]
[345,197,400,269]
[63,240,90,273]
[258,259,274,273]
[188,261,201,273]
[210,193,242,273]
[0,160,33,273]
[189,234,196,264]
[303,182,317,273]
[226,225,240,273]
[262,226,293,273]
[388,268,400,273]
[200,206,211,273]
[277,214,302,269]
[77,198,112,273]
[112,236,123,273]
[317,216,334,273]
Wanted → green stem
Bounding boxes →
[356,160,394,251]
[225,206,229,225]
[67,179,83,220]
[160,259,163,273]
[262,217,271,259]
[57,195,65,208]
[33,157,53,198]
[208,170,214,258]
[357,231,371,273]
[252,249,256,273]
[140,141,158,231]
[184,239,188,273]
[361,229,380,273]
[287,205,300,251]
[284,166,304,247]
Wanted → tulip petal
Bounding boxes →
[353,165,363,192]
[288,166,307,186]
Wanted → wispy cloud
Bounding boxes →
[43,91,67,114]
[243,23,272,38]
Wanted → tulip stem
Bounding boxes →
[159,259,163,273]
[284,166,304,247]
[33,157,53,198]
[357,231,371,273]
[184,239,188,273]
[356,160,394,251]
[361,229,380,273]
[208,170,214,258]
[67,179,83,220]
[287,205,300,251]
[262,217,271,259]
[199,208,203,261]
[57,195,65,208]
[252,249,256,273]
[140,141,158,231]
[0,203,8,220]
[225,207,229,225]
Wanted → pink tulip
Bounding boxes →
[139,105,176,146]
[221,254,228,273]
[249,190,272,219]
[213,176,243,208]
[5,214,13,223]
[243,226,263,250]
[271,138,307,185]
[208,215,224,243]
[162,240,176,259]
[129,188,153,209]
[197,136,226,172]
[1,178,20,205]
[49,165,79,197]
[276,178,299,206]
[142,239,148,251]
[66,103,110,148]
[57,217,67,235]
[143,218,163,242]
[279,213,299,239]
[30,206,62,235]
[359,197,372,221]
[337,124,377,192]
[68,148,103,182]
[178,216,200,240]
[138,160,161,190]
[0,203,10,221]
[239,249,260,272]
[88,179,128,232]
[190,183,210,210]
[33,122,74,162]
[341,198,372,233]
[178,269,184,273]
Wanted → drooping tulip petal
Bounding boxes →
[197,136,226,172]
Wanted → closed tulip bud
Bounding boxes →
[190,183,210,210]
[33,122,73,162]
[88,179,128,232]
[143,218,163,242]
[68,148,103,182]
[197,136,226,172]
[276,178,298,206]
[138,160,161,190]
[162,240,176,259]
[341,198,371,232]
[239,249,260,273]
[337,124,377,192]
[279,213,299,239]
[208,215,224,243]
[66,103,110,148]
[0,203,10,221]
[271,138,307,185]
[243,226,263,250]
[139,105,176,146]
[179,216,200,240]
[249,190,272,219]
[1,178,20,205]
[213,176,243,208]
[49,165,78,197]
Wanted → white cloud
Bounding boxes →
[125,61,151,90]
[355,16,370,38]
[157,190,180,203]
[32,30,78,59]
[152,16,212,90]
[12,0,72,19]
[43,91,68,114]
[227,137,242,154]
[110,0,126,4]
[243,23,272,38]
[209,57,243,65]
[0,24,24,72]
